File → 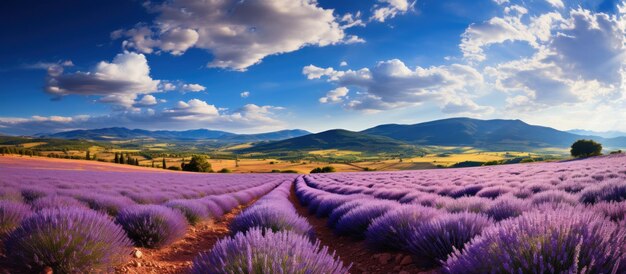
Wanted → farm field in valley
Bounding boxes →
[1,154,625,273]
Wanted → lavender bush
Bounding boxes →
[31,195,88,211]
[405,212,493,266]
[164,199,210,225]
[4,208,131,273]
[115,205,188,248]
[191,228,350,274]
[365,205,439,251]
[0,201,31,236]
[445,206,626,273]
[334,200,399,238]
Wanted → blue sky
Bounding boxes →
[1,0,625,135]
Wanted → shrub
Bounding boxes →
[78,194,136,216]
[485,196,529,221]
[570,139,602,158]
[182,155,213,172]
[476,186,511,199]
[579,180,626,204]
[316,195,364,218]
[444,197,492,214]
[164,199,210,225]
[31,195,88,211]
[4,208,131,273]
[218,168,231,173]
[21,188,49,203]
[592,201,626,222]
[192,228,349,274]
[449,185,483,198]
[444,206,626,273]
[365,205,440,251]
[530,190,578,206]
[0,201,32,237]
[328,199,371,229]
[405,212,493,266]
[229,205,313,238]
[311,166,336,173]
[334,201,399,238]
[207,195,240,212]
[0,188,24,202]
[116,205,188,248]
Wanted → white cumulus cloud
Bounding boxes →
[115,0,362,71]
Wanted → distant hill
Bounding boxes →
[567,129,626,139]
[238,129,422,154]
[38,127,310,142]
[362,118,626,150]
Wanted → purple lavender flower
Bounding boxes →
[116,205,188,248]
[4,207,132,273]
[445,206,626,273]
[192,228,350,274]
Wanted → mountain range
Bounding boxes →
[32,118,626,153]
[37,127,311,143]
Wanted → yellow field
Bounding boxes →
[308,149,362,156]
[19,142,47,148]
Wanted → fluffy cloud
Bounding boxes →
[115,0,361,71]
[0,100,286,135]
[304,59,487,112]
[181,83,206,92]
[545,0,564,9]
[479,7,626,109]
[44,52,160,108]
[240,91,250,98]
[319,87,349,103]
[371,0,413,22]
[133,95,158,107]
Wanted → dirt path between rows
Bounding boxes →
[115,201,253,274]
[288,182,438,274]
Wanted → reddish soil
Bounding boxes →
[0,155,173,173]
[288,184,441,274]
[115,203,250,274]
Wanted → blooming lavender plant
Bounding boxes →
[404,212,493,266]
[365,205,440,251]
[334,200,399,238]
[444,206,626,273]
[4,207,132,273]
[192,228,350,274]
[0,201,32,236]
[116,205,188,248]
[165,199,210,225]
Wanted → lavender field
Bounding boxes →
[1,154,626,273]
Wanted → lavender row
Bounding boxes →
[304,154,626,206]
[295,159,626,273]
[192,179,350,274]
[0,165,297,205]
[0,176,282,273]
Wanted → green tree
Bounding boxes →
[310,166,336,173]
[570,139,602,158]
[162,158,167,169]
[182,155,213,172]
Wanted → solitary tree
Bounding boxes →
[571,139,602,158]
[182,155,213,172]
[162,158,167,169]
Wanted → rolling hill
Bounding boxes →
[238,129,423,154]
[361,117,619,150]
